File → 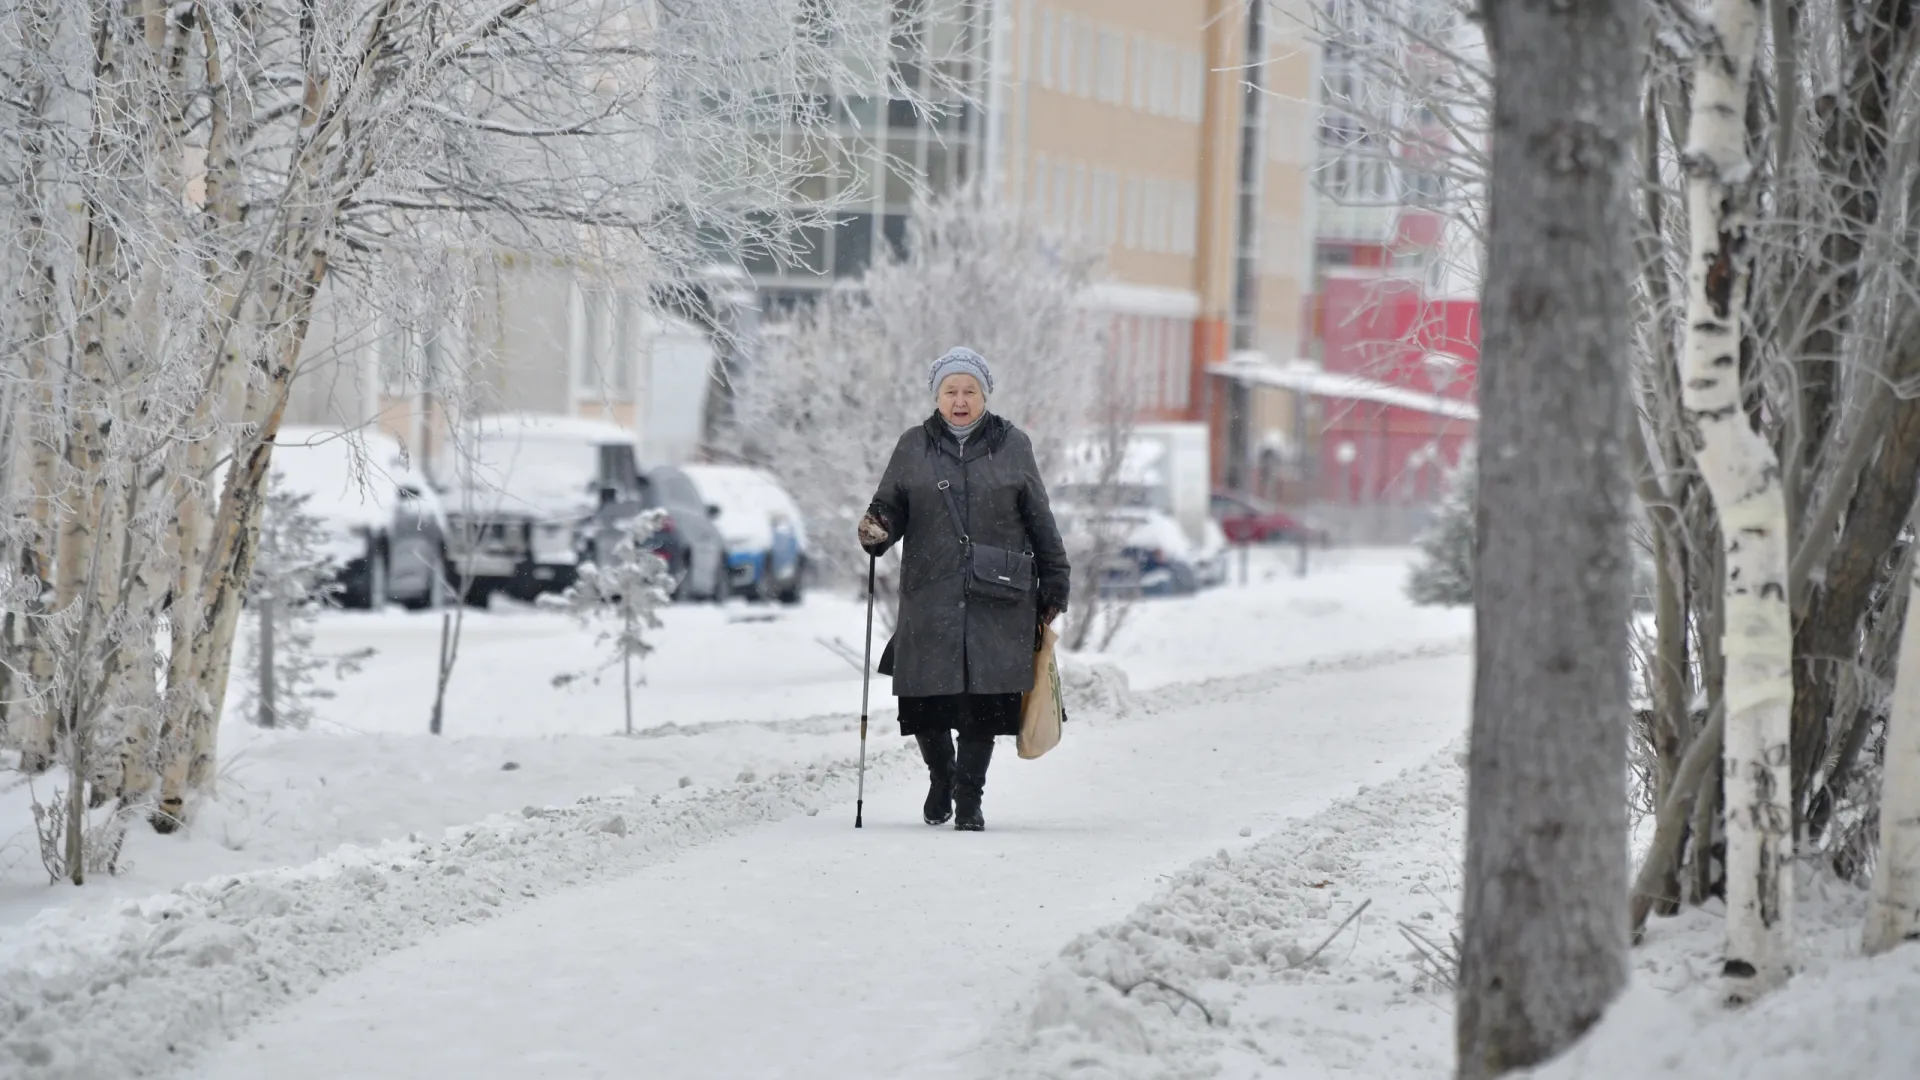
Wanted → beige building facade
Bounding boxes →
[985,0,1318,480]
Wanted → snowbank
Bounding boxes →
[1072,547,1472,691]
[1522,878,1920,1080]
[0,746,925,1080]
[985,742,1469,1079]
[985,722,1920,1080]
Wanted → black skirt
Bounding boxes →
[897,692,1023,739]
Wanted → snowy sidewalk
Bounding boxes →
[183,651,1468,1080]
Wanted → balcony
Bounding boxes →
[1314,198,1399,245]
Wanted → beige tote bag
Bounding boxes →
[1018,625,1064,760]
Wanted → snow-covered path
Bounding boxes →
[185,650,1468,1080]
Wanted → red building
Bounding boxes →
[1305,271,1479,504]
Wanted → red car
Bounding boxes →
[1210,492,1329,545]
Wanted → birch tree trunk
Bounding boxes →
[157,271,324,825]
[1677,0,1794,997]
[1865,557,1920,954]
[11,0,67,774]
[1456,0,1639,1071]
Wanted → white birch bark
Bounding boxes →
[1678,0,1794,996]
[1865,558,1920,953]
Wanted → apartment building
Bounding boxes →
[285,0,1320,499]
[991,0,1318,484]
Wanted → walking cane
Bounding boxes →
[855,554,877,828]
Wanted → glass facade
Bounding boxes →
[746,0,987,299]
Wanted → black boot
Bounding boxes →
[952,736,994,832]
[914,731,954,825]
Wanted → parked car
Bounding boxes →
[679,464,808,604]
[1055,505,1204,598]
[270,426,450,610]
[641,465,728,602]
[1193,517,1232,588]
[434,414,648,605]
[1210,491,1329,545]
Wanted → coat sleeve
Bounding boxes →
[863,432,914,557]
[1016,435,1072,613]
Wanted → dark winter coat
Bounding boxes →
[865,413,1071,698]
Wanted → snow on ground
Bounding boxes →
[1078,546,1467,691]
[1,547,1465,946]
[980,738,1469,1080]
[172,652,1470,1080]
[1,744,931,1080]
[1521,880,1920,1080]
[979,715,1920,1080]
[0,546,1482,1079]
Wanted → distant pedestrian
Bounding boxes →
[856,347,1071,831]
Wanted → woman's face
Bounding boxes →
[937,374,984,425]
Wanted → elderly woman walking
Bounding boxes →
[857,347,1071,832]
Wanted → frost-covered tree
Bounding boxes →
[548,511,675,737]
[1406,457,1475,607]
[1674,0,1792,996]
[238,475,373,731]
[1866,556,1920,954]
[1313,0,1920,1002]
[0,0,920,845]
[730,194,1107,608]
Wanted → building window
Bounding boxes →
[1174,184,1198,256]
[1075,20,1096,98]
[1052,159,1071,230]
[1166,318,1191,409]
[1097,28,1122,103]
[882,213,909,259]
[1123,176,1141,249]
[1071,160,1088,235]
[1150,43,1172,115]
[611,299,638,399]
[572,287,601,398]
[1179,50,1204,122]
[1057,13,1075,93]
[1103,170,1122,246]
[1121,33,1136,109]
[834,213,874,277]
[1136,177,1152,251]
[1038,8,1055,90]
[572,287,638,401]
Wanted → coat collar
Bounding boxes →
[923,411,1009,462]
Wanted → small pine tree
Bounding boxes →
[240,473,373,729]
[1407,456,1476,607]
[548,510,675,735]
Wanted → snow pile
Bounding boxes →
[1058,654,1133,721]
[992,743,1468,1079]
[0,744,921,1080]
[1523,877,1920,1080]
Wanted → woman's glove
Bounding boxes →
[857,514,890,553]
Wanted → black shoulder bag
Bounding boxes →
[938,479,1036,604]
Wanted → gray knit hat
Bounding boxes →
[929,347,993,397]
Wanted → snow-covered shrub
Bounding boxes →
[237,475,374,730]
[1406,458,1475,607]
[548,511,676,735]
